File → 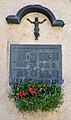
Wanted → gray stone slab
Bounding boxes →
[9,44,62,84]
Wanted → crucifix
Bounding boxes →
[27,17,46,40]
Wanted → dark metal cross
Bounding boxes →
[27,17,46,40]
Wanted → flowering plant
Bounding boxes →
[10,79,64,112]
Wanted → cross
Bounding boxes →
[27,17,46,40]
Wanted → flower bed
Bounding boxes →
[10,79,64,112]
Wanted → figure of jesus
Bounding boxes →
[27,17,46,40]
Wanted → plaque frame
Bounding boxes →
[9,44,62,84]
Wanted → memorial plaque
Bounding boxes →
[9,44,62,84]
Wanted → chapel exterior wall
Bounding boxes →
[0,0,71,120]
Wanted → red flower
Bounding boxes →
[28,87,37,94]
[33,88,38,94]
[16,91,23,97]
[19,91,23,97]
[33,88,37,92]
[28,87,33,93]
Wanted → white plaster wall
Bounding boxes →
[0,0,71,120]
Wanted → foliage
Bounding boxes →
[10,79,64,112]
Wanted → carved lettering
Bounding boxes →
[10,45,62,84]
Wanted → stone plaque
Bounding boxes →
[9,44,62,84]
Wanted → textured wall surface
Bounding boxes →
[0,0,71,120]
